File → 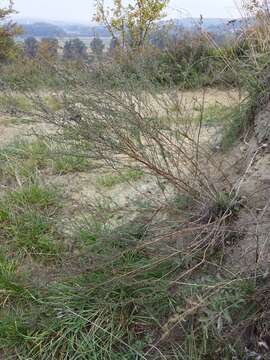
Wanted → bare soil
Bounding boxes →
[0,87,249,265]
[0,87,239,203]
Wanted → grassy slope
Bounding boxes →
[0,94,263,359]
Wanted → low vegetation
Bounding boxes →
[0,139,92,183]
[97,169,144,188]
[0,183,61,255]
[1,0,270,359]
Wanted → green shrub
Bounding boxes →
[0,59,60,90]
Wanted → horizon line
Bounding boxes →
[12,15,236,24]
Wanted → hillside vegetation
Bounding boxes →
[1,0,270,359]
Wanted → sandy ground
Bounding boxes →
[0,87,241,236]
[3,87,266,284]
[0,87,241,146]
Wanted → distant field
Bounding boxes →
[17,36,112,52]
[57,36,111,49]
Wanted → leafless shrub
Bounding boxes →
[0,65,245,262]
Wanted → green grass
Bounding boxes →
[194,103,235,125]
[174,192,193,211]
[97,168,144,188]
[44,95,62,112]
[0,209,177,357]
[0,183,61,256]
[192,101,251,152]
[0,254,34,304]
[0,253,39,355]
[0,93,62,123]
[0,201,260,359]
[0,140,50,182]
[0,253,24,300]
[11,211,58,254]
[0,241,175,359]
[0,94,32,113]
[221,101,252,151]
[0,250,257,359]
[0,115,35,126]
[52,153,91,174]
[203,103,230,124]
[0,140,92,182]
[7,183,58,209]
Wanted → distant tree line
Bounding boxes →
[23,36,106,61]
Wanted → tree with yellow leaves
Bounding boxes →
[38,38,59,62]
[0,0,22,62]
[94,0,169,49]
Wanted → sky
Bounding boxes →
[12,0,240,23]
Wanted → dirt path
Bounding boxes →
[0,119,54,147]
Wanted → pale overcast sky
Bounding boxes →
[13,0,240,23]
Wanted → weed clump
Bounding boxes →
[0,139,92,184]
[0,183,61,256]
[97,168,144,188]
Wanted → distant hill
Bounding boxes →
[16,17,241,39]
[20,22,66,38]
[163,18,242,32]
[171,18,232,28]
[17,21,110,39]
[62,24,110,37]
